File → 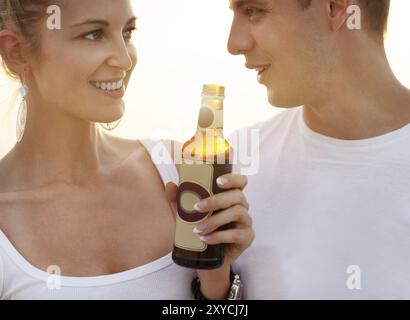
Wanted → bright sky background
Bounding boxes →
[1,0,410,158]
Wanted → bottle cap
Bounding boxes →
[202,84,225,97]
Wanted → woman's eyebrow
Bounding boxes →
[70,16,137,28]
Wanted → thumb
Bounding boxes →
[165,182,178,214]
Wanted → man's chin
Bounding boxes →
[267,89,301,109]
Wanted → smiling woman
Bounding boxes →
[0,0,253,300]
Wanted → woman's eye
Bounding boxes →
[82,27,136,42]
[83,29,103,41]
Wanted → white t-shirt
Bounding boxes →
[231,107,410,300]
[0,139,196,300]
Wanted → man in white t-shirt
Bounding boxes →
[227,0,410,299]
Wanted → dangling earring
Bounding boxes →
[99,118,122,131]
[16,83,28,143]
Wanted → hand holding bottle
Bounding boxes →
[165,173,254,299]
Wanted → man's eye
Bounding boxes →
[123,27,137,41]
[83,30,103,41]
[245,7,263,17]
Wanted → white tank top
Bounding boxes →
[0,139,196,300]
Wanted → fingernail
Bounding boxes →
[194,200,208,211]
[193,224,206,234]
[216,177,228,186]
[200,235,210,242]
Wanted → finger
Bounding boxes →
[200,228,255,246]
[194,189,249,213]
[194,205,252,235]
[165,182,178,202]
[165,182,178,214]
[216,173,248,190]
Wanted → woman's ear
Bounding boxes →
[327,0,355,32]
[0,29,29,76]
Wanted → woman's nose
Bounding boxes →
[106,38,135,72]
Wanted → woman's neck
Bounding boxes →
[8,105,110,189]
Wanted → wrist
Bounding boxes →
[196,265,231,300]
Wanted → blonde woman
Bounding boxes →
[0,0,253,299]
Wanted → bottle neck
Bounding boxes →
[196,95,224,132]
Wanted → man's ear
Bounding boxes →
[0,29,29,76]
[327,0,354,32]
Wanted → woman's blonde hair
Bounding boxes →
[0,0,54,80]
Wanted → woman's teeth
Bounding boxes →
[91,80,124,91]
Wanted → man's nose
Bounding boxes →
[227,20,254,55]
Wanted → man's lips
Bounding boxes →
[246,64,271,75]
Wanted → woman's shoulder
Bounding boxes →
[114,136,181,168]
[104,135,180,182]
[138,139,181,179]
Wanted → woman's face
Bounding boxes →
[29,0,137,124]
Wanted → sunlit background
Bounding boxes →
[1,0,410,158]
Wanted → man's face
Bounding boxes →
[228,0,331,108]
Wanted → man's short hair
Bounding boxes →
[298,0,390,38]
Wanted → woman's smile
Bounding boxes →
[90,79,126,99]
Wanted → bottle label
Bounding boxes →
[198,105,223,129]
[175,162,215,252]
